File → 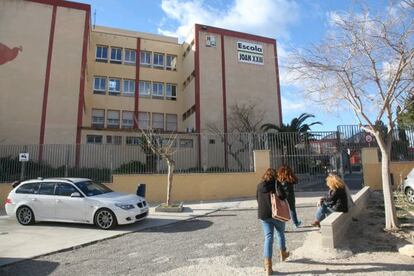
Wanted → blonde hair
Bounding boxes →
[262,168,276,182]
[326,174,345,190]
[277,165,298,184]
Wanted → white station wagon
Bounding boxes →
[5,178,149,229]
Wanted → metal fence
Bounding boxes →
[1,127,413,184]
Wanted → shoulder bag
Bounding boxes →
[271,192,291,222]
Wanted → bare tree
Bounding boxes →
[288,3,413,230]
[139,129,179,206]
[206,102,265,171]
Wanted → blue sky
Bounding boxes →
[80,0,390,131]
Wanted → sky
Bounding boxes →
[80,0,391,131]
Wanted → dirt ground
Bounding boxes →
[160,191,414,275]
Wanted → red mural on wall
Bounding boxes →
[0,43,23,65]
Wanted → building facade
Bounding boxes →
[1,0,282,150]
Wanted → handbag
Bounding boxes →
[271,192,291,222]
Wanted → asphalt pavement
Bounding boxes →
[0,204,319,276]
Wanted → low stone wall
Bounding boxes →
[361,147,414,190]
[320,186,371,248]
[0,183,12,206]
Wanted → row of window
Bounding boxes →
[16,182,79,197]
[93,77,177,100]
[87,135,194,148]
[96,45,177,70]
[91,109,178,131]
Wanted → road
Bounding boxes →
[0,206,317,275]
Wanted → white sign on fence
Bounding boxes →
[19,153,29,162]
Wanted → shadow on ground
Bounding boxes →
[0,259,59,275]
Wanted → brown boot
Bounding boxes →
[264,258,273,275]
[280,250,289,262]
[311,220,321,228]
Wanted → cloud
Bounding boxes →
[158,0,300,42]
[281,96,305,112]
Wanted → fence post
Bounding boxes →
[20,145,27,180]
[336,131,344,179]
[65,144,70,177]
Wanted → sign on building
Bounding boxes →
[237,41,264,65]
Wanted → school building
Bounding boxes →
[0,0,282,149]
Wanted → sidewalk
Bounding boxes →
[0,192,324,267]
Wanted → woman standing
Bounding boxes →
[256,168,289,275]
[277,165,301,228]
[311,174,348,227]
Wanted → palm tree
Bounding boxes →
[261,113,322,133]
[261,113,322,171]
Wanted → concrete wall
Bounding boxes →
[361,147,414,190]
[0,183,12,206]
[320,186,371,248]
[107,150,270,203]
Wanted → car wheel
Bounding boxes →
[94,208,117,230]
[16,206,35,225]
[405,187,414,204]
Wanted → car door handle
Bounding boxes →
[56,199,61,203]
[31,198,37,201]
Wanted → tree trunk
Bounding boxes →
[166,159,175,206]
[376,136,399,230]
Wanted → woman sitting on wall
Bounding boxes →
[311,174,348,228]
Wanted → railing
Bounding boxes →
[1,127,413,183]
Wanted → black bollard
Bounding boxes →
[137,183,146,197]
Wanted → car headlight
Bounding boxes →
[115,203,135,210]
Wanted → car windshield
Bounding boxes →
[74,181,113,197]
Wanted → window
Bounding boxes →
[152,82,164,98]
[110,47,122,64]
[138,112,149,129]
[93,77,106,95]
[126,136,141,145]
[166,55,177,70]
[209,139,215,144]
[140,51,151,66]
[96,45,108,62]
[91,109,105,128]
[124,49,136,64]
[180,139,193,148]
[38,183,56,195]
[108,78,121,95]
[206,35,216,47]
[55,183,78,197]
[166,83,177,100]
[107,110,120,128]
[87,135,103,144]
[166,114,177,131]
[123,79,135,97]
[153,53,164,68]
[161,138,177,147]
[152,113,164,130]
[16,183,40,194]
[106,135,122,145]
[139,81,151,97]
[122,111,134,128]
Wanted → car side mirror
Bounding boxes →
[70,192,82,198]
